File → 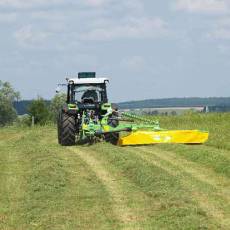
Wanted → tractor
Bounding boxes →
[57,72,209,146]
[58,72,120,146]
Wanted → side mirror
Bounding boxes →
[56,87,61,93]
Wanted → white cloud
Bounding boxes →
[217,44,230,54]
[173,0,229,14]
[9,0,168,49]
[208,28,230,39]
[14,25,51,46]
[120,56,146,72]
[0,0,66,9]
[85,0,109,7]
[0,0,144,12]
[81,17,168,41]
[0,13,17,23]
[215,29,230,39]
[0,0,111,9]
[172,1,230,41]
[207,17,230,40]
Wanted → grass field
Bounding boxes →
[0,114,229,229]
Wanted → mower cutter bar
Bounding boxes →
[118,130,209,146]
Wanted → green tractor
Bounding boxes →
[57,72,209,146]
[58,72,119,146]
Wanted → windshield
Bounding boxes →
[73,85,104,103]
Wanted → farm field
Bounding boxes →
[0,114,229,229]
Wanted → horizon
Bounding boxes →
[15,96,230,104]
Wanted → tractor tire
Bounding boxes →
[58,111,76,146]
[57,112,62,145]
[105,115,120,145]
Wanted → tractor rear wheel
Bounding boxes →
[58,111,76,146]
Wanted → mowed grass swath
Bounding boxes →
[0,114,229,229]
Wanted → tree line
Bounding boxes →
[0,80,66,126]
[119,97,230,109]
[15,96,230,115]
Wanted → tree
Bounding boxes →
[28,97,51,125]
[50,93,66,121]
[0,80,20,126]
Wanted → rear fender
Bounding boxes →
[62,103,78,115]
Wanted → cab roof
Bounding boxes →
[68,78,109,85]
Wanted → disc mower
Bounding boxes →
[57,72,209,146]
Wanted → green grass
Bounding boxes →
[0,127,119,230]
[0,113,229,229]
[156,113,230,177]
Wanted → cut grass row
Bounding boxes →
[144,113,230,177]
[0,127,119,229]
[85,143,229,229]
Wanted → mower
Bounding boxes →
[57,72,209,146]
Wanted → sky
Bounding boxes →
[0,0,230,102]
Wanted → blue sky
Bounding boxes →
[0,0,230,102]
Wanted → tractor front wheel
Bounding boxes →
[58,112,76,146]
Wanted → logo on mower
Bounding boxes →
[153,135,172,143]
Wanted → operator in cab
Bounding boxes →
[81,90,98,104]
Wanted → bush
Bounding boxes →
[28,97,51,125]
[15,115,31,127]
[50,93,66,121]
[0,81,20,126]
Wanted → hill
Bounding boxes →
[14,100,50,115]
[118,97,230,109]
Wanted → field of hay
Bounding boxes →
[0,114,229,229]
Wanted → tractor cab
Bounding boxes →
[67,72,109,109]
